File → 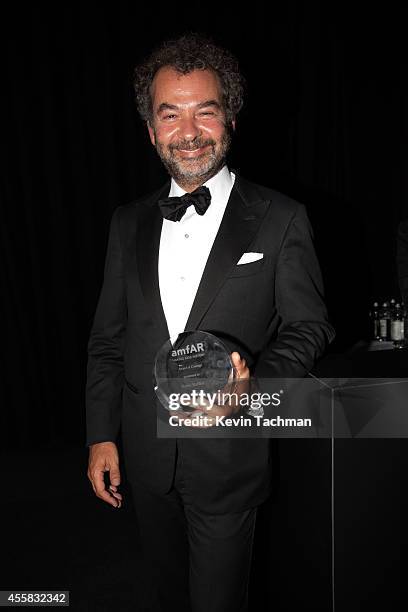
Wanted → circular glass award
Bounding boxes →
[153,330,237,414]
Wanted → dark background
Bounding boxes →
[1,3,407,611]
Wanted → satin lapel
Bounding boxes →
[136,181,170,344]
[184,175,270,331]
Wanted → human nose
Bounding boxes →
[178,115,201,141]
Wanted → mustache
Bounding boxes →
[169,139,215,151]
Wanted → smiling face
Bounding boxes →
[147,66,235,191]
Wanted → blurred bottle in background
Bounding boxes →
[379,301,391,341]
[403,302,408,346]
[391,303,405,348]
[389,298,396,320]
[370,302,381,341]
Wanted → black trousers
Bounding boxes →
[130,443,258,612]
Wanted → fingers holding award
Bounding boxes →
[153,331,252,427]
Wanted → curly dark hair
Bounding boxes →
[133,32,245,126]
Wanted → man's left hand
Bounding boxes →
[175,351,250,427]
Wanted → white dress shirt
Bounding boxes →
[158,165,236,342]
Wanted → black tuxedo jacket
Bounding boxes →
[85,171,335,513]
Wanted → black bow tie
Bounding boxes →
[158,185,211,222]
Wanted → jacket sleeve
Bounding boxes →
[253,203,335,379]
[85,207,127,446]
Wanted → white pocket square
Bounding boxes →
[237,252,264,265]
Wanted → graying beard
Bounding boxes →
[156,132,231,183]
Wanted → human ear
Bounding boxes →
[147,121,156,146]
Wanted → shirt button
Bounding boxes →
[184,233,189,239]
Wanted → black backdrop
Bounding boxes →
[2,4,407,449]
[2,5,408,611]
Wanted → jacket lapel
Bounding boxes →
[184,173,270,331]
[136,181,170,346]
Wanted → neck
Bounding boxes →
[176,179,205,193]
[171,162,225,193]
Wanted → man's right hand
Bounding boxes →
[87,441,123,508]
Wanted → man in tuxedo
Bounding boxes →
[86,33,335,612]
